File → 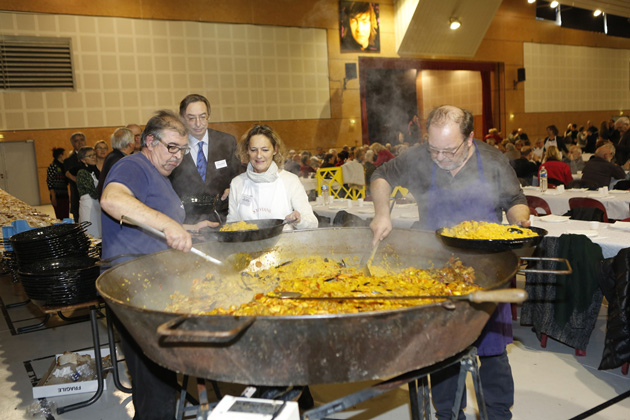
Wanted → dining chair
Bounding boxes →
[525,195,552,216]
[568,197,609,223]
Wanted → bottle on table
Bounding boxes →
[540,167,548,192]
[321,185,330,205]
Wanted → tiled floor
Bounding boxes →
[0,206,628,419]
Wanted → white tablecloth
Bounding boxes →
[531,217,630,258]
[523,187,630,220]
[311,200,418,229]
[311,200,630,258]
[300,177,317,192]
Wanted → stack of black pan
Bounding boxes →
[1,241,19,283]
[10,223,99,306]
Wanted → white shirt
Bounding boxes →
[227,169,318,230]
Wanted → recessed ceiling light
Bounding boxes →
[527,0,535,3]
[449,18,461,30]
[550,1,559,8]
[593,9,602,17]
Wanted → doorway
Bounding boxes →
[359,57,501,144]
[0,140,41,205]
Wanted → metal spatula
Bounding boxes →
[360,198,396,275]
[121,215,223,266]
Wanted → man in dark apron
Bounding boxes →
[370,105,530,419]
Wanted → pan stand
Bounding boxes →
[302,346,488,420]
[175,377,222,420]
[184,347,487,420]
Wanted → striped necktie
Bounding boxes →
[197,141,207,182]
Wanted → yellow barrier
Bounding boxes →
[390,186,409,198]
[315,167,365,200]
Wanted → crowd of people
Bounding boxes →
[45,125,140,238]
[282,140,411,191]
[481,117,630,190]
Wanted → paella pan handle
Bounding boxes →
[156,315,256,343]
[518,257,572,275]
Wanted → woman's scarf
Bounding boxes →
[247,161,279,183]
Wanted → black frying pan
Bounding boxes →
[436,225,547,252]
[200,219,287,242]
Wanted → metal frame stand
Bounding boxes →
[29,302,133,414]
[56,306,105,414]
[302,347,487,420]
[178,347,487,420]
[14,301,92,334]
[175,376,222,420]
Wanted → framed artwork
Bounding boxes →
[339,1,380,53]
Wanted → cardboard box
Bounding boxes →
[32,347,110,399]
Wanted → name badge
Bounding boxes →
[241,194,253,206]
[215,159,227,169]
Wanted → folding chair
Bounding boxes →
[525,195,552,217]
[568,197,609,223]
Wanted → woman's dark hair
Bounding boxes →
[338,150,349,161]
[546,125,559,136]
[52,148,65,160]
[323,153,333,164]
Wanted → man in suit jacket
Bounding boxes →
[169,94,243,223]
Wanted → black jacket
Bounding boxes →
[581,156,627,188]
[97,149,127,199]
[169,128,243,223]
[512,157,539,181]
[599,248,630,370]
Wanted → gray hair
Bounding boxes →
[111,127,134,150]
[615,117,629,129]
[141,110,188,147]
[595,142,615,158]
[70,132,86,145]
[426,105,474,138]
[77,146,94,161]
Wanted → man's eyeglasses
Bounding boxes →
[429,140,466,159]
[156,137,191,155]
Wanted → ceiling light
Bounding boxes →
[527,0,535,3]
[593,9,602,17]
[449,18,461,30]
[550,1,559,8]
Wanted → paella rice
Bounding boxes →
[219,220,258,232]
[166,256,482,316]
[441,220,537,240]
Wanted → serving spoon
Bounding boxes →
[272,288,528,303]
[360,198,396,275]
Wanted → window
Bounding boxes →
[0,35,74,90]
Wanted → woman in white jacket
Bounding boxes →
[227,124,318,230]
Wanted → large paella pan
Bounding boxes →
[97,227,521,386]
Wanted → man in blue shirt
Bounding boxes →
[101,110,215,419]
